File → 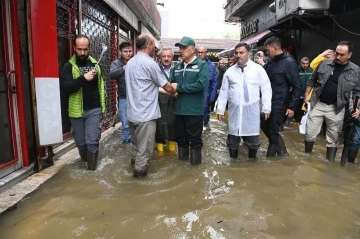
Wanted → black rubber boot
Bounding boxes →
[229,148,239,159]
[266,144,277,157]
[248,148,257,159]
[305,141,314,154]
[87,150,99,171]
[340,147,349,167]
[133,170,147,178]
[79,148,87,162]
[190,149,202,165]
[178,147,189,161]
[348,149,358,163]
[277,137,289,156]
[326,147,337,162]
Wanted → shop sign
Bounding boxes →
[240,19,258,40]
[206,51,219,57]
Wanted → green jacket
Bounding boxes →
[299,66,313,95]
[68,55,106,118]
[171,57,209,115]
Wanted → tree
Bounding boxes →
[221,30,240,40]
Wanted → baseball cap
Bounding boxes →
[175,36,196,47]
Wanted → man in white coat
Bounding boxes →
[217,43,272,159]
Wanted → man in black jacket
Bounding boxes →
[110,41,133,144]
[260,37,302,156]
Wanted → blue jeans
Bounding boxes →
[118,98,131,141]
[351,119,360,150]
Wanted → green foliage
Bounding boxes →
[221,30,240,40]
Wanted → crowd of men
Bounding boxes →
[60,33,360,178]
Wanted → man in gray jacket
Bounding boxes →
[304,41,360,161]
[110,41,133,144]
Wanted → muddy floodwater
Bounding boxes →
[1,118,360,239]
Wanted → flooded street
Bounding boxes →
[1,118,360,239]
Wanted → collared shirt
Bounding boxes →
[217,60,272,136]
[160,64,172,78]
[125,52,168,123]
[183,56,197,76]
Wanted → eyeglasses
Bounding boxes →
[197,52,207,54]
[121,50,132,53]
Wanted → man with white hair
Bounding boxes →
[171,36,209,165]
[156,48,177,152]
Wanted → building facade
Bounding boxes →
[221,0,360,64]
[0,0,161,191]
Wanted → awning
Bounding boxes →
[218,30,271,58]
[269,15,333,41]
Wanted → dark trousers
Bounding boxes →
[155,94,176,143]
[260,110,286,145]
[294,102,304,123]
[227,134,261,150]
[70,107,102,153]
[175,115,203,150]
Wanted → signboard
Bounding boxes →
[240,19,258,40]
[35,77,63,145]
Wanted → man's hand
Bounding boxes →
[217,89,220,95]
[285,109,294,118]
[256,56,265,66]
[217,114,224,122]
[172,91,179,98]
[84,70,97,81]
[122,65,126,71]
[351,108,360,118]
[162,82,177,97]
[321,49,334,58]
[171,83,178,90]
[304,95,311,104]
[263,113,270,120]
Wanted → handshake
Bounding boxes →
[161,82,178,98]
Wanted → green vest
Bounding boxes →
[68,55,106,118]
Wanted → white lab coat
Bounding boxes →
[217,60,272,136]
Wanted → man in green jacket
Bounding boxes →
[60,34,106,171]
[171,36,209,165]
[294,57,313,125]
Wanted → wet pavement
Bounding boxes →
[1,117,360,239]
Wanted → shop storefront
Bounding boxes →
[0,0,161,191]
[222,0,360,64]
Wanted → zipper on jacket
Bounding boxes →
[81,87,84,117]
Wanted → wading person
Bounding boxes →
[171,36,208,165]
[155,48,177,152]
[294,57,313,126]
[304,41,360,161]
[261,36,302,157]
[197,46,218,127]
[110,41,132,144]
[60,34,106,171]
[217,43,272,159]
[126,34,177,178]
